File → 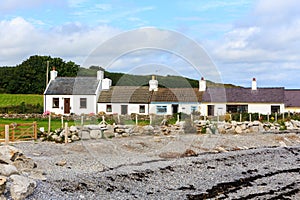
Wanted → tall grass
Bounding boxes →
[0,94,43,107]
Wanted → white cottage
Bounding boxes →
[201,78,285,116]
[44,69,108,115]
[97,76,203,115]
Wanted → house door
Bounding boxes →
[64,98,71,114]
[207,105,214,116]
[121,105,128,115]
[172,104,178,114]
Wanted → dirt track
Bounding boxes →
[13,133,300,199]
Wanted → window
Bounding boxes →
[52,98,59,108]
[271,105,280,113]
[156,106,167,114]
[226,105,248,113]
[80,98,87,108]
[106,105,112,112]
[191,106,197,113]
[139,105,145,113]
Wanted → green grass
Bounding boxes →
[0,94,43,106]
[0,118,75,132]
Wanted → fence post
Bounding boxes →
[275,112,277,122]
[81,116,84,126]
[61,116,64,128]
[249,113,252,122]
[48,114,51,134]
[135,114,138,125]
[12,125,15,142]
[267,113,270,122]
[64,122,68,144]
[150,114,152,125]
[258,113,261,121]
[240,113,242,122]
[5,125,9,145]
[282,113,285,121]
[33,121,37,140]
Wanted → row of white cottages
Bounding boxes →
[44,69,300,116]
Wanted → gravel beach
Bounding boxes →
[11,133,300,199]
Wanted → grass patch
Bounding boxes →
[0,94,43,107]
[0,118,75,132]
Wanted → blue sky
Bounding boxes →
[0,0,300,88]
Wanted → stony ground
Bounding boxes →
[12,132,300,199]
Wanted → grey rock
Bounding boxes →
[10,175,36,200]
[0,164,19,176]
[0,176,6,194]
[90,130,101,139]
[79,130,90,140]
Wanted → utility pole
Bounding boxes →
[46,61,49,86]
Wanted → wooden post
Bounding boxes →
[48,114,51,134]
[135,114,138,125]
[288,111,290,118]
[240,113,242,122]
[33,121,37,140]
[81,116,84,126]
[267,113,270,122]
[12,125,15,142]
[258,113,261,121]
[118,115,120,124]
[217,112,219,123]
[61,116,64,128]
[64,122,68,144]
[249,113,252,122]
[282,112,285,121]
[5,125,9,145]
[150,115,152,125]
[275,112,278,122]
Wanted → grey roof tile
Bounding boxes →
[285,89,300,107]
[45,77,99,95]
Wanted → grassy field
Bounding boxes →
[0,118,75,132]
[0,94,43,106]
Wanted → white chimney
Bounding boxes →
[97,70,104,81]
[199,77,206,92]
[252,78,257,90]
[102,78,112,90]
[50,67,58,81]
[149,75,158,91]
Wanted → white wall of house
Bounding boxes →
[72,95,97,115]
[149,103,201,115]
[98,103,149,115]
[44,95,97,115]
[200,103,226,116]
[201,103,285,116]
[285,107,300,113]
[248,103,284,114]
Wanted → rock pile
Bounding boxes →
[39,126,80,143]
[0,145,45,200]
[195,120,300,134]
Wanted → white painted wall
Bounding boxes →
[44,95,97,115]
[98,103,149,115]
[149,103,201,115]
[248,103,284,114]
[285,107,300,113]
[200,103,226,116]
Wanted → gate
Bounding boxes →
[0,122,37,142]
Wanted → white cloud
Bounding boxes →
[0,17,120,66]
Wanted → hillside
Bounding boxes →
[78,66,238,88]
[0,55,239,95]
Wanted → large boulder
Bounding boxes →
[10,175,36,200]
[0,176,6,194]
[0,164,19,176]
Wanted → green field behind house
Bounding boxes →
[0,94,43,106]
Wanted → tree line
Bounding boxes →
[0,55,237,95]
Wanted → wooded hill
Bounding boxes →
[0,55,238,94]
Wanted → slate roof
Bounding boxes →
[285,89,300,107]
[98,86,152,103]
[150,88,203,103]
[202,87,285,103]
[44,77,99,95]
